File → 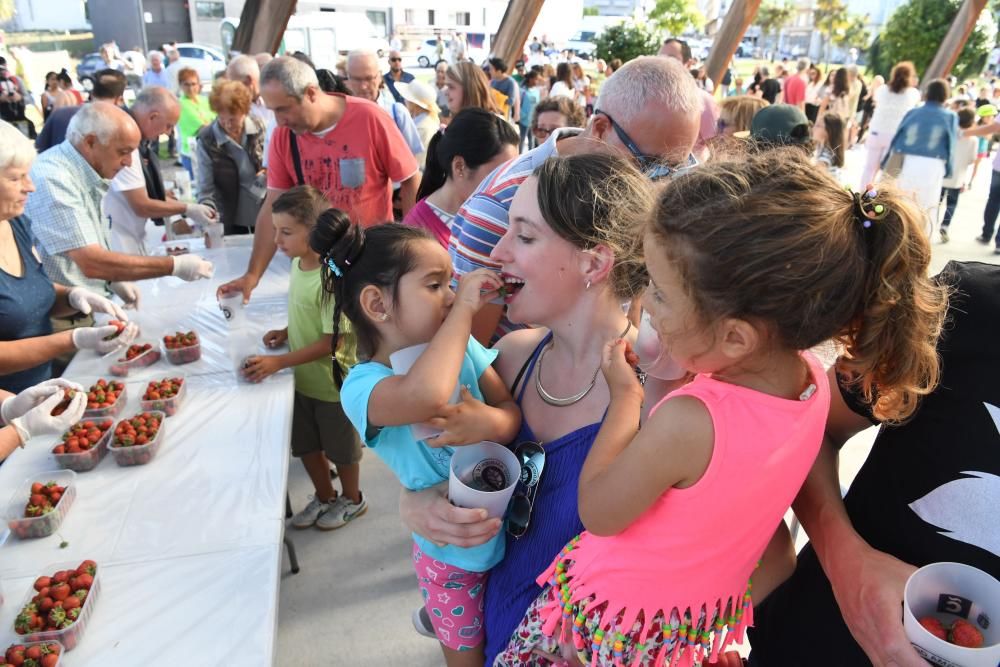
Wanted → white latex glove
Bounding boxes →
[71,322,139,353]
[109,281,142,310]
[9,390,86,445]
[67,286,128,321]
[185,203,218,228]
[171,254,214,281]
[1,378,84,424]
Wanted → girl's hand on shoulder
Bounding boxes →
[453,269,504,313]
[263,328,288,348]
[601,338,643,401]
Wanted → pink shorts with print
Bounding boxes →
[412,542,488,651]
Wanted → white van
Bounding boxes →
[221,12,390,68]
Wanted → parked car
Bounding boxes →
[565,31,597,59]
[415,39,486,67]
[76,52,106,91]
[170,43,227,84]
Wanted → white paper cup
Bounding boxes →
[389,343,460,442]
[218,293,247,329]
[634,310,686,380]
[448,441,520,519]
[903,562,1000,667]
[204,222,224,248]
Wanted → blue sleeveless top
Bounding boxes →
[0,217,56,394]
[484,333,604,664]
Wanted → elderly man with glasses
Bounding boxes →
[449,55,702,344]
[383,49,415,105]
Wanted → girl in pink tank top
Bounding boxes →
[496,151,946,666]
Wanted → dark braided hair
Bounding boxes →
[309,211,433,387]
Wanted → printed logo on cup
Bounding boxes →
[912,646,961,667]
[520,459,541,486]
[978,611,991,630]
[937,593,973,619]
[468,458,508,492]
[221,305,234,321]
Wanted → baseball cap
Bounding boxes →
[749,104,811,145]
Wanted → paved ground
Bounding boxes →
[273,141,1000,666]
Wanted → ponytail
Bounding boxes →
[835,186,949,423]
[413,108,519,202]
[310,212,432,387]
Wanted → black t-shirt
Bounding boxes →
[761,78,781,104]
[749,261,1000,666]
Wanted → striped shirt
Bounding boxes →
[448,128,582,339]
[26,141,112,293]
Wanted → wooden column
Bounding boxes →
[490,0,545,69]
[704,0,762,93]
[923,0,988,86]
[232,0,298,56]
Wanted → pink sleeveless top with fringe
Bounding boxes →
[535,352,829,666]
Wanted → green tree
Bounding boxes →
[814,0,849,65]
[755,1,794,60]
[649,0,704,37]
[583,6,600,17]
[878,0,996,81]
[593,21,662,63]
[0,0,16,22]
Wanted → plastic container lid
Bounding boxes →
[4,470,77,540]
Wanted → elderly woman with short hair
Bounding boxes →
[0,120,136,394]
[195,79,267,235]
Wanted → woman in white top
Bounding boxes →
[549,62,577,102]
[860,61,921,187]
[804,65,824,123]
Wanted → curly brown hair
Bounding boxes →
[531,96,586,129]
[208,79,252,116]
[648,149,947,422]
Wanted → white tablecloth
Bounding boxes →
[0,237,293,664]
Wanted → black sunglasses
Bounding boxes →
[506,441,545,539]
[594,108,698,180]
[389,57,402,62]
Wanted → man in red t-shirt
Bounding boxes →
[782,58,808,110]
[219,56,420,303]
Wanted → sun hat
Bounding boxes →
[977,104,998,118]
[396,80,438,115]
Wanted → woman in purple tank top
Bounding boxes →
[400,153,683,665]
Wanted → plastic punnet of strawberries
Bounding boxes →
[14,561,97,639]
[51,420,113,457]
[2,641,62,667]
[163,331,200,364]
[84,379,124,411]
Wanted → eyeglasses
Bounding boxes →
[348,74,380,85]
[506,441,545,539]
[389,57,402,62]
[532,126,558,138]
[594,109,698,180]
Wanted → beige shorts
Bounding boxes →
[291,392,363,465]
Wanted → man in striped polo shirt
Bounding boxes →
[449,56,703,344]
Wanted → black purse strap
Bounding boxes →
[288,132,305,186]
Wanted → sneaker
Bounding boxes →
[411,606,437,639]
[290,495,335,529]
[316,491,368,530]
[977,235,991,245]
[940,228,949,243]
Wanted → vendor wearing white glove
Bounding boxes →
[185,203,217,229]
[171,253,214,281]
[71,320,139,353]
[109,281,142,310]
[67,285,129,321]
[0,379,86,461]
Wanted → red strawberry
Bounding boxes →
[62,595,81,611]
[949,619,984,648]
[919,616,947,641]
[40,655,59,667]
[77,560,97,576]
[49,583,70,601]
[23,646,40,661]
[32,576,51,592]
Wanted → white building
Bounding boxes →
[1,0,90,32]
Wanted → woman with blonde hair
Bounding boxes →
[717,95,769,136]
[443,62,499,116]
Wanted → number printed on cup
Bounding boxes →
[937,593,973,619]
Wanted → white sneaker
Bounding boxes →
[315,491,368,530]
[290,495,334,529]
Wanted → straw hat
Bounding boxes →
[396,80,438,115]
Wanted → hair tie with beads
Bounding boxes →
[849,184,888,229]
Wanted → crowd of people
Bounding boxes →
[0,31,997,667]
